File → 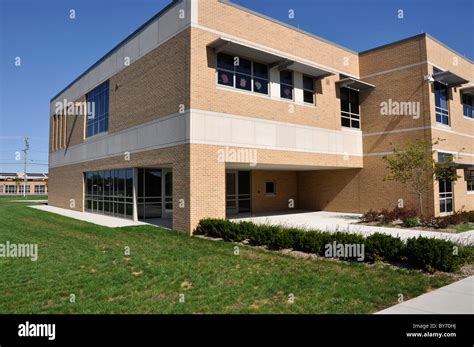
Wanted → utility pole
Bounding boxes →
[22,137,29,198]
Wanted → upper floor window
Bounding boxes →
[86,80,109,137]
[462,94,473,119]
[217,53,268,95]
[340,87,360,129]
[280,70,293,100]
[303,75,315,104]
[434,82,449,125]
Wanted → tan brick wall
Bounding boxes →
[298,156,435,216]
[359,64,432,135]
[189,144,226,231]
[359,35,427,77]
[454,169,474,212]
[109,28,190,133]
[425,36,474,215]
[251,170,297,213]
[198,0,359,76]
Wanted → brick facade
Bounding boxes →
[48,0,473,233]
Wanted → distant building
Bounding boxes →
[0,173,48,195]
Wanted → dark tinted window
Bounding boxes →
[235,57,251,74]
[280,70,293,85]
[217,53,234,70]
[265,181,275,194]
[253,62,268,79]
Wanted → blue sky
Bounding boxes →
[1,0,473,173]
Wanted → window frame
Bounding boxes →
[302,75,315,105]
[279,70,294,101]
[462,94,474,119]
[466,169,474,192]
[85,169,134,219]
[340,87,361,129]
[216,53,269,96]
[434,81,450,126]
[85,80,110,138]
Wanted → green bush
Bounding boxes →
[365,233,404,262]
[248,224,279,246]
[194,219,473,272]
[403,217,420,228]
[405,237,461,272]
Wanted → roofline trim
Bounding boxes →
[50,0,182,102]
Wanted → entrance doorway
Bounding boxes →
[226,170,251,214]
[137,168,173,220]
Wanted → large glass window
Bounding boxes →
[217,53,268,95]
[340,87,360,129]
[303,75,315,104]
[280,70,293,100]
[85,168,133,219]
[434,82,449,125]
[462,94,473,119]
[86,81,109,137]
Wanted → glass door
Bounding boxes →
[137,168,162,219]
[226,171,238,214]
[162,169,173,219]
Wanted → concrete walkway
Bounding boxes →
[9,199,48,204]
[376,276,474,314]
[30,205,148,228]
[231,211,474,245]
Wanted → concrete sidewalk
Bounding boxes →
[232,211,474,245]
[376,276,474,314]
[30,205,147,228]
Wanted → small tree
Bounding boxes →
[383,139,459,216]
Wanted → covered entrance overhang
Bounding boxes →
[225,163,359,218]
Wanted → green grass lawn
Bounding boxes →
[0,200,455,314]
[0,195,47,201]
[451,223,474,233]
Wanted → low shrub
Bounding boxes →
[360,209,380,223]
[420,216,450,229]
[460,211,474,223]
[403,217,420,228]
[194,219,473,273]
[365,233,404,262]
[360,207,418,224]
[406,237,461,272]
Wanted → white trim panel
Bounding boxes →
[189,109,363,156]
[49,112,189,168]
